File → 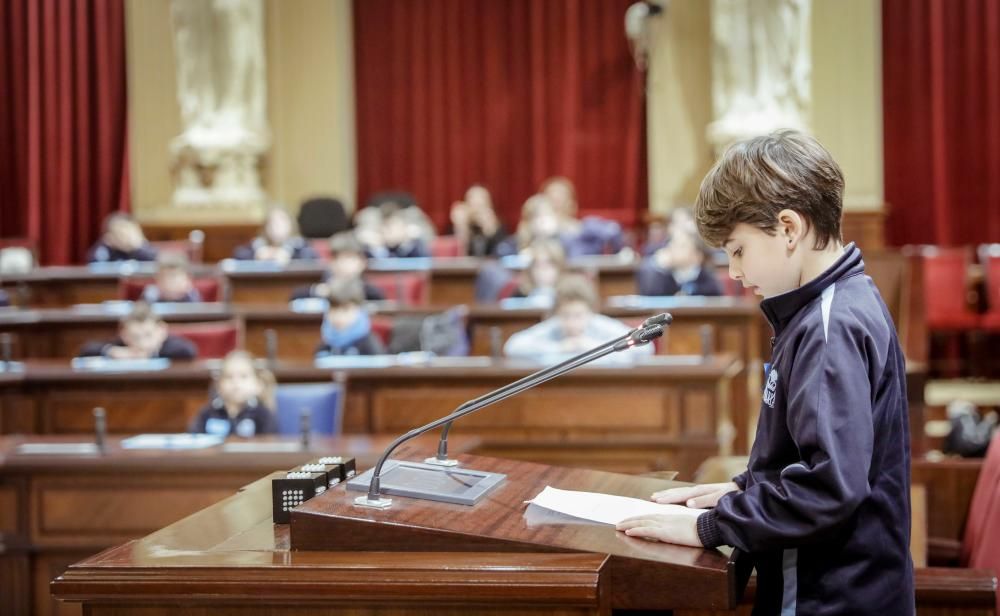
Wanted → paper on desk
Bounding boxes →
[526,486,707,526]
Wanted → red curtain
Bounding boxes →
[0,0,130,265]
[353,0,647,230]
[883,0,1000,246]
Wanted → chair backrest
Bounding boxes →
[431,235,464,258]
[913,245,978,329]
[961,432,1000,616]
[275,381,345,436]
[310,239,332,262]
[119,276,223,302]
[148,231,204,263]
[366,271,430,305]
[979,244,1000,317]
[370,315,394,346]
[298,197,350,239]
[168,320,241,359]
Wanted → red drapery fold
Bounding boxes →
[883,0,1000,246]
[0,0,130,265]
[353,0,647,230]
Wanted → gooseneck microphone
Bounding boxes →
[356,313,671,508]
[427,312,673,467]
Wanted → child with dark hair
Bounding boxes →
[142,252,202,303]
[315,279,385,357]
[616,130,914,616]
[87,212,157,263]
[636,227,723,296]
[189,350,276,437]
[77,302,197,360]
[290,232,385,302]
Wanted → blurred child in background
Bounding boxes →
[450,184,507,257]
[87,212,157,263]
[315,279,386,357]
[504,274,653,362]
[142,252,202,303]
[189,350,276,437]
[77,302,197,360]
[290,232,386,302]
[636,227,723,296]
[234,206,317,263]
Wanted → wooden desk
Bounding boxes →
[54,457,745,615]
[1,434,477,616]
[0,356,744,478]
[1,257,691,308]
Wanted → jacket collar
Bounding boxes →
[759,242,864,337]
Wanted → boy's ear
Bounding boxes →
[776,209,806,249]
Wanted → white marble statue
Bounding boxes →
[169,0,269,209]
[707,0,811,152]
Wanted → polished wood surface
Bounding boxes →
[3,435,478,616]
[911,456,984,563]
[290,453,742,611]
[53,470,612,616]
[0,356,743,478]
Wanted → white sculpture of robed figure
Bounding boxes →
[707,0,811,152]
[169,0,270,210]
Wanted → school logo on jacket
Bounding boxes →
[763,367,779,408]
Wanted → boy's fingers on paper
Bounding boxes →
[686,490,727,509]
[616,515,662,530]
[651,484,715,503]
[622,525,668,543]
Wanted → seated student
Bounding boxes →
[355,191,436,256]
[505,238,566,305]
[289,232,386,302]
[449,184,507,257]
[642,206,696,256]
[189,350,276,438]
[233,206,317,262]
[87,212,157,263]
[496,194,562,257]
[359,200,430,259]
[636,227,724,296]
[504,274,654,362]
[141,252,202,303]
[541,176,626,257]
[315,279,386,357]
[77,301,197,360]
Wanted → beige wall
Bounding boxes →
[125,0,356,224]
[646,0,884,215]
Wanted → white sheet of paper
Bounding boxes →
[526,485,707,526]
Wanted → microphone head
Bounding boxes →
[642,312,673,328]
[637,323,665,342]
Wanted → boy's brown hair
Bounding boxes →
[695,130,844,250]
[553,273,598,312]
[328,231,366,258]
[122,301,162,326]
[324,277,365,308]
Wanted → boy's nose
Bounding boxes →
[728,262,742,280]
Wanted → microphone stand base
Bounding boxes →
[424,456,460,467]
[353,495,393,509]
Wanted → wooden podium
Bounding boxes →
[52,450,748,615]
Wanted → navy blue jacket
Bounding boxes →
[696,244,914,615]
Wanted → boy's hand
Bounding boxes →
[651,481,740,508]
[616,513,702,547]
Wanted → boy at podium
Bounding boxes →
[617,131,914,615]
